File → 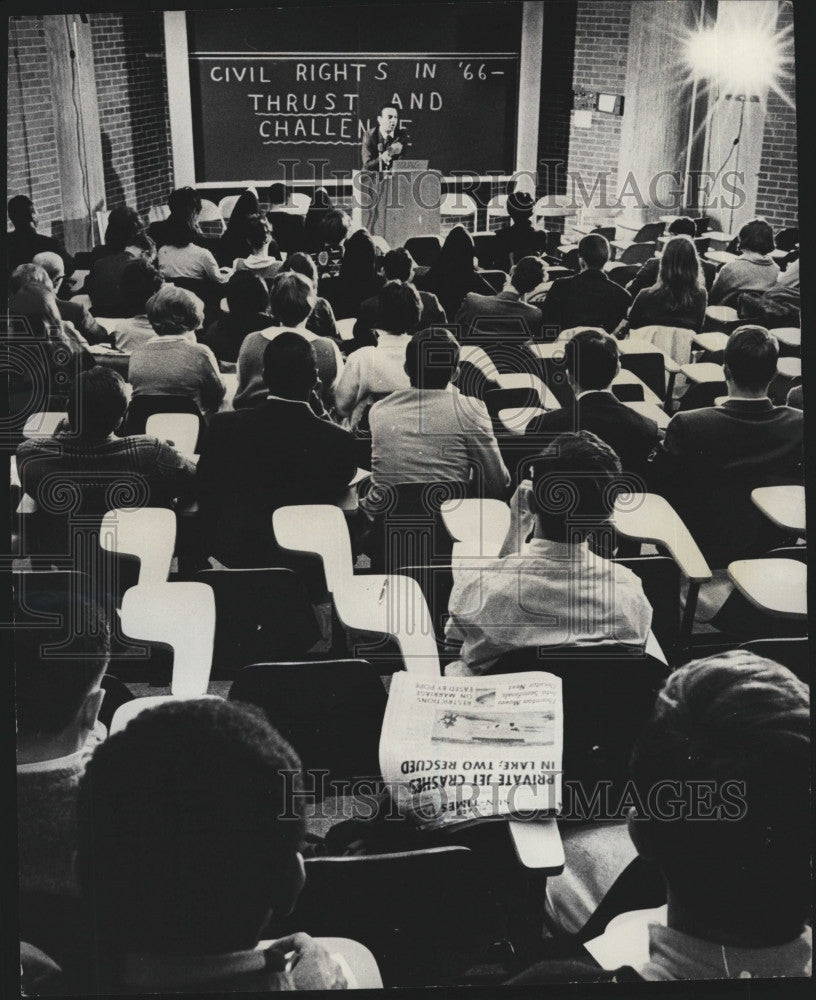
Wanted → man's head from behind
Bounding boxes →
[629,651,810,944]
[383,247,415,282]
[32,251,65,290]
[378,280,422,335]
[68,366,129,439]
[507,191,535,224]
[8,195,36,230]
[77,699,306,955]
[723,325,779,396]
[318,209,351,249]
[528,431,622,543]
[565,328,620,393]
[405,327,460,390]
[270,272,315,329]
[510,256,546,295]
[15,593,110,755]
[578,234,611,270]
[668,216,696,238]
[263,332,317,401]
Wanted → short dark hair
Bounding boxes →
[378,104,398,118]
[267,183,288,206]
[529,431,622,542]
[243,214,271,253]
[668,216,696,237]
[104,207,144,252]
[119,259,163,317]
[318,209,351,248]
[68,366,129,438]
[738,218,775,255]
[578,234,610,269]
[507,191,535,222]
[280,251,317,287]
[511,256,546,294]
[565,329,619,390]
[226,270,269,318]
[15,593,110,736]
[405,327,461,389]
[378,280,422,335]
[8,195,34,227]
[167,186,202,219]
[630,651,810,941]
[77,699,305,954]
[270,272,315,327]
[383,248,415,282]
[263,332,316,398]
[724,324,779,392]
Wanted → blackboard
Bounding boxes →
[186,5,521,182]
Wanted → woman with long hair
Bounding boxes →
[628,235,707,332]
[214,189,276,266]
[90,206,145,263]
[319,228,384,319]
[415,224,495,319]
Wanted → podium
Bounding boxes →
[353,164,442,248]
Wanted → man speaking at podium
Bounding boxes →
[362,105,408,172]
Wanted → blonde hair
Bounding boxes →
[146,284,204,336]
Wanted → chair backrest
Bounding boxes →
[440,497,510,558]
[228,659,386,786]
[336,317,356,341]
[477,269,508,294]
[197,198,224,226]
[124,394,203,436]
[109,693,222,735]
[629,325,695,366]
[144,412,200,459]
[272,504,354,592]
[676,379,728,411]
[147,204,170,224]
[619,241,657,266]
[775,227,799,252]
[607,264,640,288]
[440,192,478,217]
[119,582,215,696]
[738,637,809,682]
[290,192,312,214]
[591,226,616,241]
[403,236,442,267]
[100,508,176,585]
[614,555,681,655]
[633,222,665,243]
[217,195,240,221]
[195,568,322,676]
[22,412,68,440]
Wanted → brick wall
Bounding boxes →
[90,12,174,215]
[566,0,631,201]
[7,16,64,238]
[755,1,798,232]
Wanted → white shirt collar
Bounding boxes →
[575,388,615,401]
[266,394,309,406]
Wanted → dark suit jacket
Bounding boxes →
[57,298,110,345]
[492,222,548,272]
[455,289,544,343]
[526,391,659,481]
[538,269,632,335]
[7,228,73,277]
[655,398,804,566]
[361,127,407,171]
[196,398,357,566]
[627,256,717,296]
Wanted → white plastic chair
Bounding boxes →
[99,508,176,585]
[493,372,554,409]
[218,195,240,222]
[440,192,478,232]
[148,204,170,224]
[769,327,801,350]
[458,345,500,380]
[290,192,312,215]
[22,412,67,440]
[336,317,357,342]
[95,210,110,245]
[727,559,807,620]
[145,413,199,460]
[120,581,216,696]
[680,362,725,385]
[109,693,222,735]
[198,199,225,232]
[273,505,439,675]
[440,498,511,559]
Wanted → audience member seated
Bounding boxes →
[303,186,334,252]
[538,234,631,335]
[267,181,295,210]
[355,248,446,347]
[627,235,707,333]
[75,700,352,992]
[197,334,357,566]
[525,329,659,481]
[86,230,156,318]
[148,186,214,251]
[278,253,340,342]
[368,327,510,495]
[311,209,351,279]
[17,365,195,501]
[511,650,811,983]
[128,285,226,415]
[11,260,109,346]
[157,205,230,291]
[334,280,420,428]
[108,258,165,352]
[267,182,304,252]
[415,225,495,320]
[88,206,145,265]
[656,325,803,568]
[445,432,653,675]
[491,190,549,272]
[709,219,780,307]
[232,215,282,284]
[737,257,800,327]
[319,228,385,320]
[214,189,271,267]
[7,194,73,276]
[627,217,716,295]
[201,270,273,365]
[455,255,546,343]
[235,272,343,412]
[15,595,110,896]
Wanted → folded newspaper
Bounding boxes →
[380,672,563,831]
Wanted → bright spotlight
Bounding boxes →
[684,20,788,96]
